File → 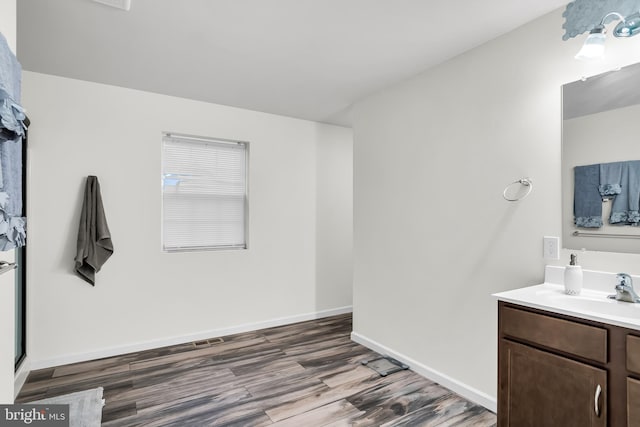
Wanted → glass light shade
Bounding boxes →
[614,12,640,37]
[575,31,606,60]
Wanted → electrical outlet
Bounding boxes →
[543,236,560,260]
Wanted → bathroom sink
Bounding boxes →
[495,283,640,331]
[546,291,640,319]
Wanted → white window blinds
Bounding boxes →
[162,134,248,251]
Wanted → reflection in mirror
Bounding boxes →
[562,62,640,254]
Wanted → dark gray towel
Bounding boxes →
[74,176,113,285]
[574,164,603,228]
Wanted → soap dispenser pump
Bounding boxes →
[564,253,583,295]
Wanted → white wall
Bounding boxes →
[0,0,17,404]
[316,125,353,310]
[351,8,640,410]
[22,72,353,367]
[0,0,16,50]
[0,256,15,404]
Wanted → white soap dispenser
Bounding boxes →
[564,253,583,295]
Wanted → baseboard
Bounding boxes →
[14,357,30,400]
[351,331,497,413]
[30,306,353,370]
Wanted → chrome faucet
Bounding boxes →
[608,273,640,303]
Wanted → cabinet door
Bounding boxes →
[627,335,640,375]
[499,340,607,427]
[629,378,640,427]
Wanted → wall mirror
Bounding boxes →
[562,61,640,254]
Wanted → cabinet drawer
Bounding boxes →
[629,377,640,426]
[628,335,640,375]
[501,306,607,363]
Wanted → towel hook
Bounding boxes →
[503,178,533,202]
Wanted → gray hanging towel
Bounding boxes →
[610,160,640,225]
[574,164,603,228]
[74,176,113,285]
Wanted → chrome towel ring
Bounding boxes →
[503,178,533,202]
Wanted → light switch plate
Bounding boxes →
[543,236,560,260]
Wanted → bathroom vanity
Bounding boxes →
[495,268,640,427]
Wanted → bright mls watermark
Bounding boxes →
[0,405,69,426]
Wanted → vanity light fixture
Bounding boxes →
[614,10,640,37]
[575,25,607,60]
[575,11,640,60]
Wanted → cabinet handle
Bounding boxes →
[594,384,602,417]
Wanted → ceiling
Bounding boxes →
[17,0,569,126]
[563,61,640,120]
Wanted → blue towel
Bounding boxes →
[0,192,25,250]
[0,31,26,147]
[0,132,21,216]
[574,164,602,228]
[610,160,640,225]
[0,32,26,250]
[599,161,623,199]
[0,32,20,101]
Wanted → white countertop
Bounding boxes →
[494,282,640,331]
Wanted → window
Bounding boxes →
[162,133,248,251]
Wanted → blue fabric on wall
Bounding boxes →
[0,134,21,216]
[0,32,26,250]
[0,32,20,101]
[574,164,603,228]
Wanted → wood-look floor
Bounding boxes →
[16,314,496,426]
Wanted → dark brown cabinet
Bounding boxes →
[500,339,606,426]
[498,301,640,427]
[628,378,640,426]
[627,335,640,375]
